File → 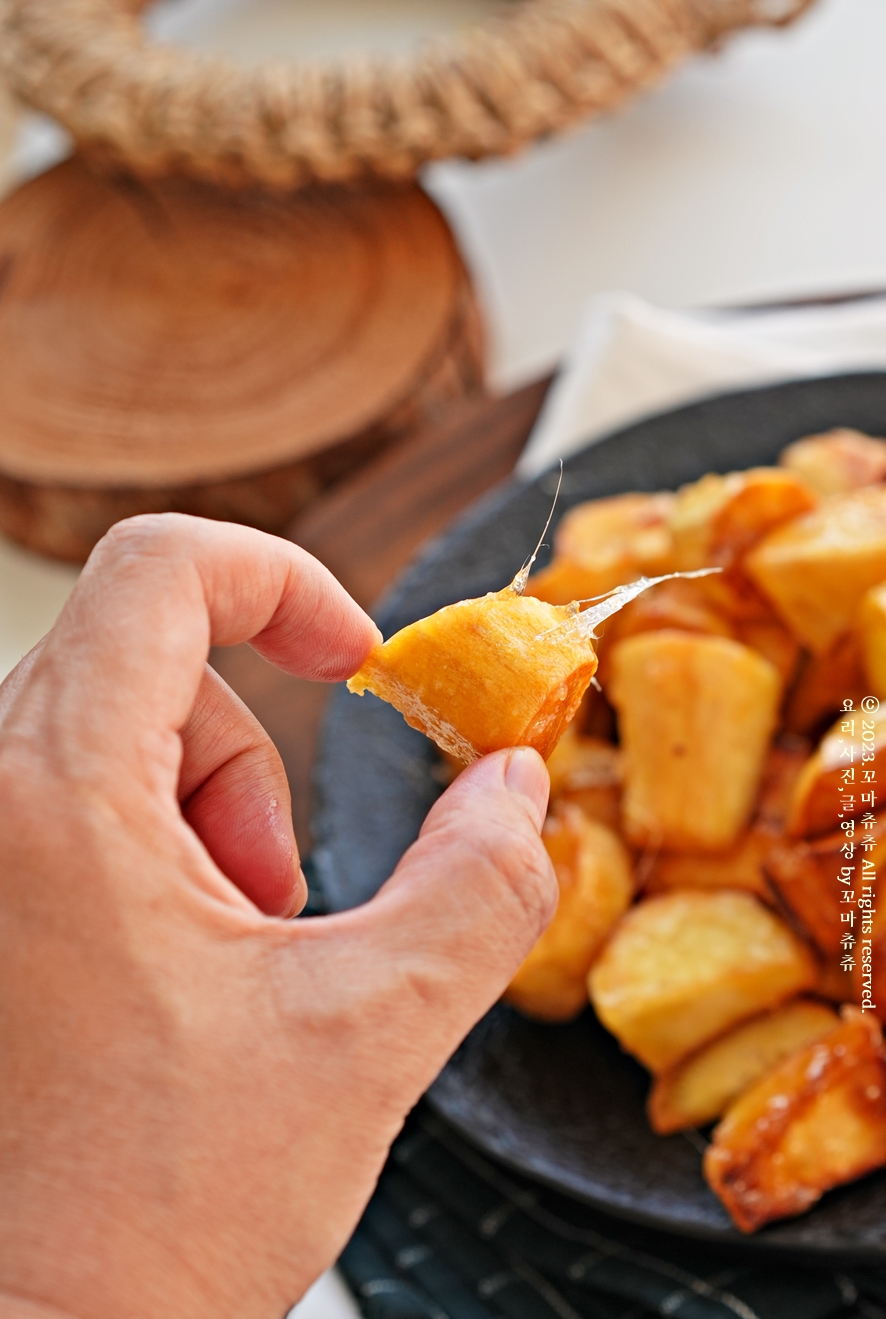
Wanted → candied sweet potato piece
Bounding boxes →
[588,890,817,1073]
[786,708,886,838]
[527,492,674,605]
[648,998,839,1134]
[859,581,886,700]
[610,631,781,851]
[746,486,886,653]
[643,828,776,901]
[756,738,814,830]
[644,740,811,900]
[505,805,633,1023]
[767,815,886,957]
[780,428,886,497]
[668,468,817,572]
[783,633,867,737]
[704,1006,886,1232]
[734,616,800,687]
[594,577,733,687]
[347,589,598,763]
[545,726,622,830]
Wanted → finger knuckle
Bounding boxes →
[437,812,557,935]
[93,513,190,567]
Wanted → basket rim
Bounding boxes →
[0,0,816,190]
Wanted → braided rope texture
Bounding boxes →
[0,0,816,189]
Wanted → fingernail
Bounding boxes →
[504,747,549,831]
[284,864,309,918]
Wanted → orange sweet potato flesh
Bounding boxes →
[704,1007,886,1232]
[347,589,598,763]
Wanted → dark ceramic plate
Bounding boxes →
[314,373,886,1261]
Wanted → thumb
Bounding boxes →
[344,747,557,1061]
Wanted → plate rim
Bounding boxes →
[314,370,886,1259]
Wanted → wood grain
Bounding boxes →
[211,376,551,846]
[0,156,484,560]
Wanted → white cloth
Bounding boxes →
[519,292,886,479]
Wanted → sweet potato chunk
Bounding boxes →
[609,631,782,851]
[588,890,817,1073]
[347,589,598,763]
[505,805,633,1023]
[815,959,854,1004]
[783,633,867,736]
[767,816,886,957]
[704,1007,886,1232]
[594,577,733,687]
[733,616,800,686]
[668,468,817,572]
[787,708,886,838]
[644,740,810,899]
[643,829,776,901]
[756,738,814,830]
[545,726,622,830]
[526,492,674,605]
[648,999,839,1134]
[780,428,886,496]
[859,581,886,700]
[746,486,886,653]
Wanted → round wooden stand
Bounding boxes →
[0,157,483,561]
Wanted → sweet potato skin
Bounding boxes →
[648,999,839,1134]
[783,633,867,737]
[766,814,886,958]
[505,805,633,1023]
[588,890,817,1073]
[704,1007,886,1232]
[786,707,886,839]
[610,630,782,852]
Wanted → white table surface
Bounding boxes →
[1,1,885,1311]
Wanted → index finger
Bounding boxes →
[10,514,379,771]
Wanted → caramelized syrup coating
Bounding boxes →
[704,1007,886,1232]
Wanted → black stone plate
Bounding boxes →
[313,373,886,1261]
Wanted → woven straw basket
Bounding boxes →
[0,0,814,190]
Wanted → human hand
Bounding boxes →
[0,515,555,1319]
